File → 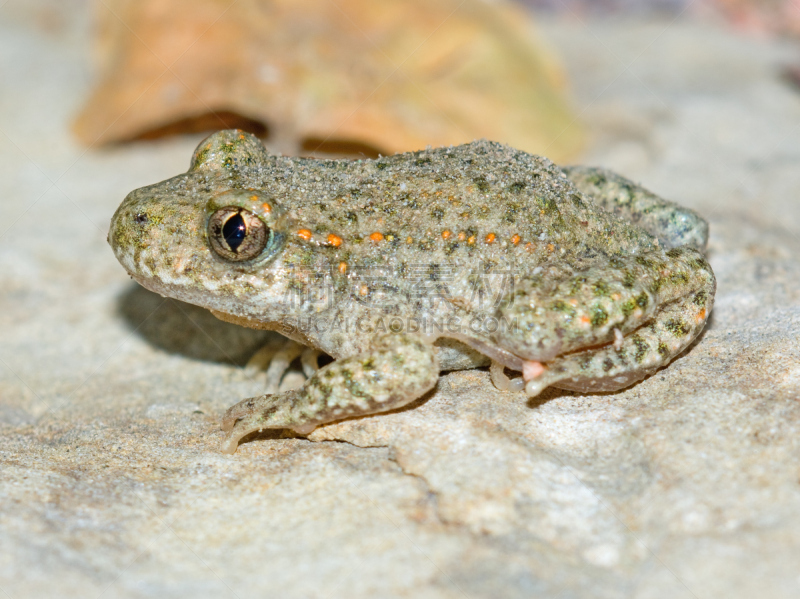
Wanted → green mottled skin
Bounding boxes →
[109,130,715,453]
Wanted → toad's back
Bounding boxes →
[226,139,659,278]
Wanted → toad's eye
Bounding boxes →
[208,207,269,262]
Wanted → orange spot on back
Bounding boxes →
[338,261,347,274]
[457,232,466,242]
[327,233,342,247]
[525,242,535,251]
[442,230,452,240]
[406,236,413,244]
[696,308,706,321]
[467,235,477,245]
[485,233,496,244]
[369,232,384,242]
[547,243,555,252]
[261,203,272,213]
[511,234,521,245]
[297,229,312,241]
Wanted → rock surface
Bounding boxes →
[1,2,800,598]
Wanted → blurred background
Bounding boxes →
[2,1,800,598]
[8,0,800,158]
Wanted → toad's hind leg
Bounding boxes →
[220,333,438,453]
[562,165,709,252]
[524,253,715,397]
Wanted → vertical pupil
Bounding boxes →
[222,213,247,251]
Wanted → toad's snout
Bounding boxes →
[108,192,147,272]
[107,190,185,281]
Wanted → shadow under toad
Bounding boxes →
[116,283,275,366]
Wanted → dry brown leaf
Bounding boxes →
[73,0,584,160]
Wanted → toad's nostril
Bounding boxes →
[133,213,149,224]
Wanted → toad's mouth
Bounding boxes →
[127,273,219,311]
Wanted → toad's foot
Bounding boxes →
[490,360,526,392]
[220,333,438,453]
[246,338,310,394]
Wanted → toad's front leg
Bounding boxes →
[220,333,438,453]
